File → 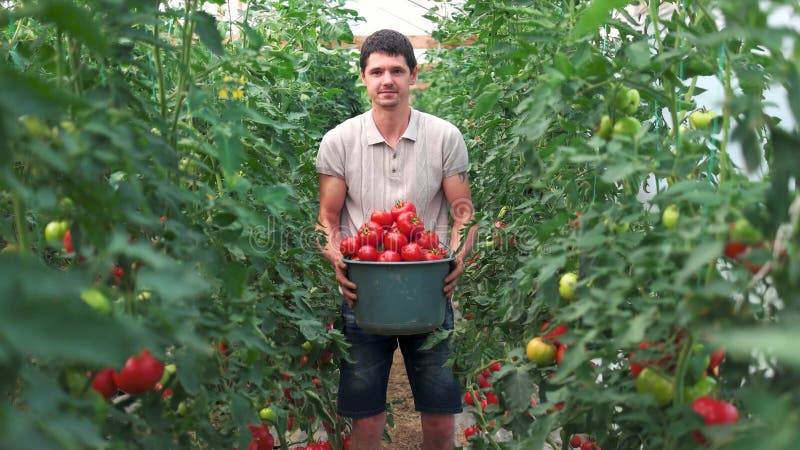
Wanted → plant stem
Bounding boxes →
[153,23,167,119]
[12,193,29,257]
[9,17,27,49]
[718,49,732,186]
[56,29,64,85]
[170,0,197,147]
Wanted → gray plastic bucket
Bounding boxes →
[346,257,453,335]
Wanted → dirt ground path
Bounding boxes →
[384,350,471,449]
[383,350,423,449]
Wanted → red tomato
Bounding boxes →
[390,200,416,221]
[422,249,444,260]
[542,323,568,341]
[247,423,275,450]
[415,230,440,249]
[357,245,379,261]
[370,210,394,228]
[363,221,383,234]
[488,361,502,372]
[377,250,402,262]
[113,349,164,395]
[383,230,408,252]
[400,243,424,261]
[724,241,748,259]
[629,340,673,378]
[340,236,360,258]
[357,224,383,247]
[691,396,739,425]
[63,229,73,253]
[477,373,491,389]
[485,392,499,405]
[463,390,477,406]
[396,212,424,239]
[464,426,479,438]
[218,340,230,357]
[91,367,118,399]
[570,435,584,448]
[556,343,567,365]
[707,348,726,374]
[341,433,351,450]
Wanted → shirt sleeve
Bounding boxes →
[442,124,469,177]
[315,129,345,178]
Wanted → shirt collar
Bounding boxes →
[365,108,419,145]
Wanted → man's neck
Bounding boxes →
[371,104,412,149]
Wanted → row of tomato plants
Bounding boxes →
[413,0,799,449]
[1,1,367,449]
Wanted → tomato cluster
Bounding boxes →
[90,348,165,399]
[569,434,601,450]
[462,361,503,441]
[340,201,449,262]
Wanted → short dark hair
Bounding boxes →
[359,29,417,73]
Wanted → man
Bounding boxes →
[315,29,477,450]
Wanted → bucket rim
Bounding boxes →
[343,255,454,266]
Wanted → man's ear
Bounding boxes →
[410,66,418,85]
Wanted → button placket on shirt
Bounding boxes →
[390,146,399,177]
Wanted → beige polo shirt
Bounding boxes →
[316,108,469,242]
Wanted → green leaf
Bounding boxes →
[600,161,637,183]
[677,241,724,283]
[572,0,632,38]
[626,41,652,68]
[472,83,502,118]
[191,11,224,56]
[30,0,108,54]
[617,308,657,347]
[0,256,149,365]
[766,127,800,224]
[714,323,800,368]
[236,21,264,50]
[0,61,77,116]
[733,119,762,173]
[137,267,210,301]
[501,366,535,414]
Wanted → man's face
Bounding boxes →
[361,52,417,109]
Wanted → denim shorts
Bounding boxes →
[337,300,463,418]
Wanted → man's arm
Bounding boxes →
[442,171,478,299]
[316,174,357,303]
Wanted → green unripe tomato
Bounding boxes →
[731,218,762,246]
[301,341,312,352]
[689,110,715,130]
[20,115,49,138]
[636,367,675,406]
[160,364,177,385]
[614,87,640,114]
[44,221,69,245]
[613,116,641,137]
[597,115,612,139]
[684,376,717,402]
[558,272,578,301]
[624,88,640,114]
[177,401,188,416]
[80,288,110,315]
[259,406,277,422]
[662,205,679,229]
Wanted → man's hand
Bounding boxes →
[332,256,357,308]
[443,256,464,300]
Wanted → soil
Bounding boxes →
[383,350,471,449]
[384,350,423,449]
